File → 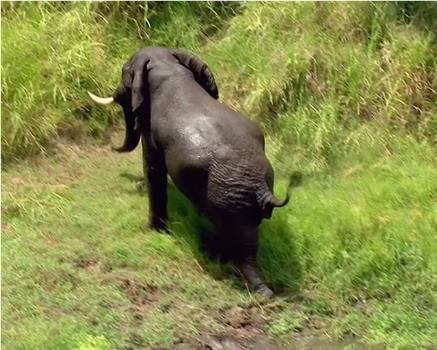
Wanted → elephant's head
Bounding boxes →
[88,47,219,152]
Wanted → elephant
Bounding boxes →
[88,47,299,297]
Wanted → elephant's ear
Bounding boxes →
[121,57,150,112]
[172,50,219,99]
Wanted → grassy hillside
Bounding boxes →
[1,2,239,161]
[2,3,436,162]
[2,2,437,350]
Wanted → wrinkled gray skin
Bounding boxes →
[104,47,290,297]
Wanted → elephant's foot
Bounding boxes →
[238,263,274,298]
[255,284,274,298]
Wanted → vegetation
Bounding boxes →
[2,2,436,349]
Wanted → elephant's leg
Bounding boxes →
[236,225,273,297]
[135,136,148,191]
[205,228,234,263]
[144,140,168,232]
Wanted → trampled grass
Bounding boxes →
[2,2,437,349]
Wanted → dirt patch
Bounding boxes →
[169,333,380,350]
[218,306,266,339]
[285,333,384,350]
[3,130,125,191]
[118,278,166,349]
[121,278,162,308]
[170,334,285,350]
[75,256,99,270]
[120,277,164,326]
[165,305,278,350]
[162,303,382,350]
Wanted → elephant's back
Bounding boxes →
[161,110,270,217]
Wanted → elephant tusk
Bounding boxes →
[87,91,114,105]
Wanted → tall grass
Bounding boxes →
[198,2,436,169]
[1,2,239,162]
[2,2,435,162]
[1,2,144,161]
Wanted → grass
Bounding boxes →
[3,131,435,349]
[2,2,437,349]
[1,2,144,160]
[2,142,250,350]
[1,2,240,162]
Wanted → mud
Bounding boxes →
[162,305,382,350]
[169,334,382,350]
[121,278,163,314]
[75,256,99,270]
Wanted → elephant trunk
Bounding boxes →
[112,104,141,153]
[88,90,141,152]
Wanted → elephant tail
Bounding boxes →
[259,171,302,218]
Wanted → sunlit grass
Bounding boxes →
[1,2,143,161]
[2,2,436,349]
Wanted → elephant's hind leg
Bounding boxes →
[201,227,234,263]
[235,224,274,297]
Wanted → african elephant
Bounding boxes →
[88,47,297,297]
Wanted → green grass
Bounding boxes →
[2,143,249,350]
[2,2,437,349]
[1,2,145,160]
[0,2,239,162]
[3,132,436,349]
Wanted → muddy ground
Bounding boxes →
[154,305,381,350]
